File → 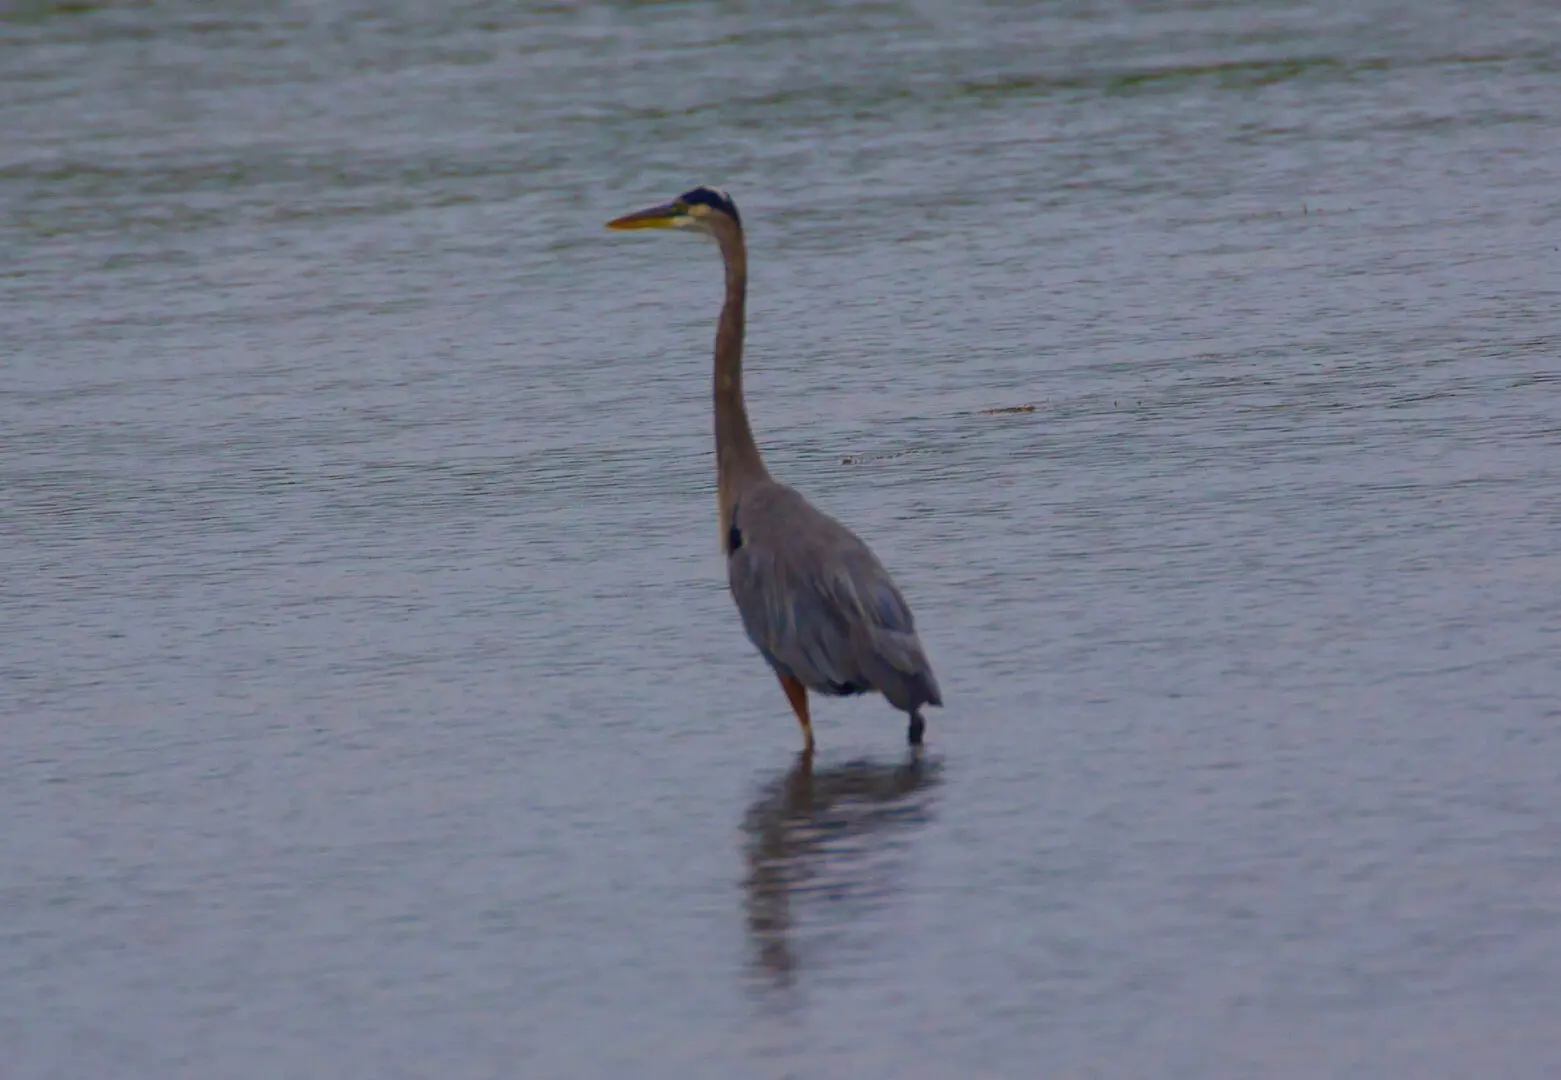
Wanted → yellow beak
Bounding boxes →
[606,202,682,230]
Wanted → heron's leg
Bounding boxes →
[777,674,815,752]
[908,711,926,746]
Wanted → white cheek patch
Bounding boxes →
[689,204,711,217]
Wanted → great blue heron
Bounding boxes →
[606,186,942,751]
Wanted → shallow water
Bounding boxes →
[4,1,1560,1076]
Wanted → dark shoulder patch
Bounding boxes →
[725,503,742,554]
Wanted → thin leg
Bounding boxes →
[908,711,925,747]
[778,673,815,752]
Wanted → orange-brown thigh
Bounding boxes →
[777,673,814,750]
[777,673,809,722]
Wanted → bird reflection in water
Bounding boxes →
[741,749,942,987]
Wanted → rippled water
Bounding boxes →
[4,1,1560,1076]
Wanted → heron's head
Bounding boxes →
[606,186,741,236]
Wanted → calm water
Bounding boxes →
[4,1,1560,1076]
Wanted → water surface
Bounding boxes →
[4,1,1560,1076]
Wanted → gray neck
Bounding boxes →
[712,221,769,494]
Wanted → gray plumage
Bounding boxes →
[608,185,942,749]
[727,482,942,714]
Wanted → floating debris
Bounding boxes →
[979,404,1036,415]
[840,448,924,466]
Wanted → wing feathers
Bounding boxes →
[726,483,939,712]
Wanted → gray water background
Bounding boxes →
[3,1,1560,1076]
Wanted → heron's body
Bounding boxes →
[608,186,941,750]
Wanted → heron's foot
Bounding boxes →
[908,712,925,746]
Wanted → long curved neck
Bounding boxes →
[713,222,769,506]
